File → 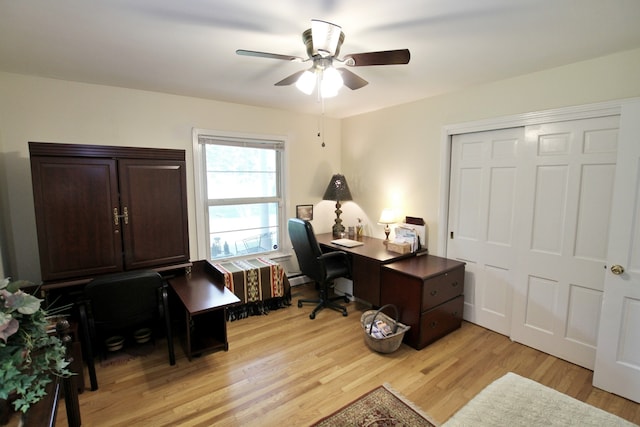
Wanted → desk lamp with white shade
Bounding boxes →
[378,208,398,242]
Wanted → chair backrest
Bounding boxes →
[84,270,164,331]
[288,218,325,282]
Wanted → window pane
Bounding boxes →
[208,203,279,259]
[206,145,277,199]
[199,134,284,262]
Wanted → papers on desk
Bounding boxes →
[331,238,364,248]
[394,225,420,252]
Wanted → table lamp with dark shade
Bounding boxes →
[323,174,353,237]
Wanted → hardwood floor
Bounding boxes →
[57,283,640,426]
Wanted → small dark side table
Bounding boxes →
[168,261,240,361]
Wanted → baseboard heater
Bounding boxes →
[288,274,312,287]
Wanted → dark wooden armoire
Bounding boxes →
[29,142,190,286]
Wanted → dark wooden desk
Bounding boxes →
[316,233,418,306]
[168,261,240,361]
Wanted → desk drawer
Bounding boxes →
[421,266,464,311]
[410,295,463,350]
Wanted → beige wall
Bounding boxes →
[0,73,342,281]
[2,47,640,281]
[342,48,640,254]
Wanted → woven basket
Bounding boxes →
[360,304,410,353]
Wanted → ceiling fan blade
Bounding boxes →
[337,68,368,90]
[343,49,410,66]
[236,49,305,62]
[275,70,306,86]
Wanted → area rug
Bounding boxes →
[442,372,638,427]
[311,384,437,427]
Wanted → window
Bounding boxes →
[193,130,286,261]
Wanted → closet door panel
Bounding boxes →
[511,116,619,369]
[447,128,523,335]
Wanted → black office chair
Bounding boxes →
[78,270,176,390]
[288,218,351,319]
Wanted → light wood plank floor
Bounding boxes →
[57,283,640,426]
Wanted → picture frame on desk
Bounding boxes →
[296,204,313,221]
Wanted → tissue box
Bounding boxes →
[386,241,412,254]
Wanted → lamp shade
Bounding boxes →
[378,208,398,224]
[296,66,343,98]
[323,174,352,201]
[320,67,343,98]
[296,69,316,95]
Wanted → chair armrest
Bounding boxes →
[318,250,349,261]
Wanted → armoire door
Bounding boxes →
[31,156,123,281]
[448,115,620,369]
[119,158,189,270]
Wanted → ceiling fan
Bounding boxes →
[236,19,410,98]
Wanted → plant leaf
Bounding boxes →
[14,293,43,315]
[0,317,19,342]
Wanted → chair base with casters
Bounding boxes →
[298,282,350,319]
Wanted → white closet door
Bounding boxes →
[510,116,619,369]
[448,128,524,335]
[448,116,619,369]
[593,101,640,402]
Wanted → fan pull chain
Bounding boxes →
[317,117,323,147]
[318,95,326,147]
[316,116,326,147]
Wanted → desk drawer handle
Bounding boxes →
[430,290,438,297]
[451,281,459,287]
[430,321,438,328]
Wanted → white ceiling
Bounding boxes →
[1,0,640,118]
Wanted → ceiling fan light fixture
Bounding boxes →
[238,19,409,98]
[320,66,343,98]
[311,19,342,57]
[295,69,316,95]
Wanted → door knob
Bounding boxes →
[611,264,625,275]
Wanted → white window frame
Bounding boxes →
[192,128,288,261]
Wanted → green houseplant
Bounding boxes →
[0,277,72,414]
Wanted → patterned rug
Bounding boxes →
[311,384,437,427]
